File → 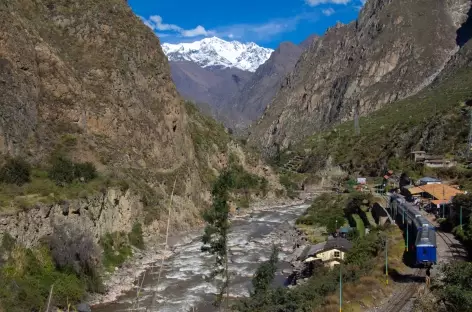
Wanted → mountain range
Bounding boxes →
[162,36,315,129]
[162,37,273,72]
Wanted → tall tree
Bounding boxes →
[251,245,279,296]
[201,170,233,310]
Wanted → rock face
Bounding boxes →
[228,41,306,129]
[248,0,472,155]
[169,60,253,119]
[0,0,282,244]
[0,188,141,248]
[168,37,317,129]
[0,0,190,171]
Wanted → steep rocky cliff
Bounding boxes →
[0,0,282,244]
[169,60,252,120]
[248,0,472,155]
[228,41,307,129]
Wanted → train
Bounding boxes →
[389,194,437,267]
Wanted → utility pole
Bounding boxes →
[406,220,409,252]
[339,263,342,312]
[385,237,388,285]
[442,184,446,219]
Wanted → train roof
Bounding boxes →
[415,226,437,247]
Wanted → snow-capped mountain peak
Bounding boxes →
[161,37,273,72]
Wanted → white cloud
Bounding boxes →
[149,15,182,32]
[181,25,210,37]
[305,0,351,6]
[322,8,335,16]
[213,12,318,42]
[360,0,367,4]
[140,12,318,43]
[140,15,211,38]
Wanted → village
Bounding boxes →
[286,150,468,287]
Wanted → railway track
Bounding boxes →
[377,268,425,312]
[377,229,464,312]
[435,230,462,260]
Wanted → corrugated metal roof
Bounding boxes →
[419,177,441,183]
[419,184,463,200]
[304,242,326,257]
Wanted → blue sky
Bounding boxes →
[130,0,366,49]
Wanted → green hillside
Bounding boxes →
[281,67,472,177]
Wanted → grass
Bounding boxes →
[296,224,326,243]
[185,101,230,169]
[0,169,113,214]
[296,193,348,233]
[351,214,365,237]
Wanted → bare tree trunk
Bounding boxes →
[45,284,54,312]
[147,178,177,311]
[225,246,229,312]
[133,271,146,310]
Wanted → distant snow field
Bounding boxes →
[161,37,273,72]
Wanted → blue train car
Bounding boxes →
[413,217,437,266]
[389,195,437,267]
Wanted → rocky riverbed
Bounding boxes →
[91,195,316,312]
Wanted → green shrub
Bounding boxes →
[0,244,86,312]
[100,232,132,271]
[128,223,144,249]
[48,156,75,185]
[74,162,97,182]
[0,158,31,186]
[436,262,472,310]
[296,193,347,229]
[48,156,98,186]
[1,233,16,254]
[252,246,278,295]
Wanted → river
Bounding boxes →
[92,201,311,312]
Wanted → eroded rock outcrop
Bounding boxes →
[249,0,472,155]
[0,188,141,247]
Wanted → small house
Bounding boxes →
[411,151,427,162]
[303,236,353,268]
[424,159,457,168]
